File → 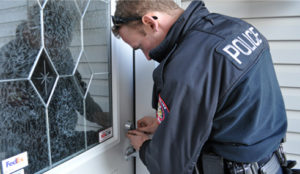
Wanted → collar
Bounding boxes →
[149,1,209,62]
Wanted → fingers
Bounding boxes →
[137,121,147,128]
[137,119,148,128]
[126,133,135,139]
[136,129,148,134]
[137,121,158,134]
[127,130,145,136]
[126,129,150,151]
[137,116,156,127]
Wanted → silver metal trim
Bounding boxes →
[59,74,73,78]
[84,73,94,99]
[72,49,83,75]
[42,49,59,106]
[83,99,87,149]
[29,79,46,106]
[83,51,94,74]
[28,48,44,79]
[106,0,113,133]
[71,75,85,98]
[45,107,53,167]
[82,0,91,18]
[44,49,59,77]
[40,4,45,47]
[45,74,59,107]
[0,78,28,83]
[93,72,109,75]
[40,0,46,9]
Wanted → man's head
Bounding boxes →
[112,0,183,60]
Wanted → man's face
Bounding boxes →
[119,25,161,60]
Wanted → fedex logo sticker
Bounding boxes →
[2,152,28,174]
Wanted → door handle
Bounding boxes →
[124,121,135,130]
[124,121,137,160]
[124,146,137,161]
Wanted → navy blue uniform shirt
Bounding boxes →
[139,1,287,174]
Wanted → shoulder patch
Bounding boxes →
[216,26,264,70]
[156,94,170,124]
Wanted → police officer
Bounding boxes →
[112,0,299,173]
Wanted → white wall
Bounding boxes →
[182,0,300,168]
[135,50,156,174]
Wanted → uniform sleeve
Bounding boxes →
[139,51,223,174]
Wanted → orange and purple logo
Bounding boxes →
[2,152,28,174]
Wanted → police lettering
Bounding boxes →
[223,27,262,64]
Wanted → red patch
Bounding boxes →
[156,94,169,124]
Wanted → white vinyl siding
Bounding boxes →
[0,2,27,48]
[182,0,300,168]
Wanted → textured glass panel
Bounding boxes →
[0,80,48,173]
[31,50,57,103]
[0,0,112,172]
[83,0,108,73]
[48,77,85,163]
[75,0,89,15]
[43,0,82,75]
[0,1,41,80]
[39,0,48,8]
[86,74,112,147]
[76,52,92,95]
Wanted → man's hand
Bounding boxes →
[127,130,150,151]
[137,116,158,134]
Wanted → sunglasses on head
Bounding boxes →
[112,16,158,26]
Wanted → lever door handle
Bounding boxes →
[124,121,137,160]
[124,146,137,160]
[124,121,135,130]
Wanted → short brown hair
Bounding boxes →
[112,0,180,37]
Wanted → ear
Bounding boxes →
[142,14,159,32]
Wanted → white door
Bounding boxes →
[134,51,156,174]
[45,27,135,174]
[0,0,135,174]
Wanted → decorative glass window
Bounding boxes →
[0,0,112,173]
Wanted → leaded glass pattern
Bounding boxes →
[31,50,58,104]
[0,81,49,173]
[43,0,82,75]
[83,0,109,74]
[0,0,111,173]
[48,77,86,163]
[76,52,93,95]
[86,73,111,147]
